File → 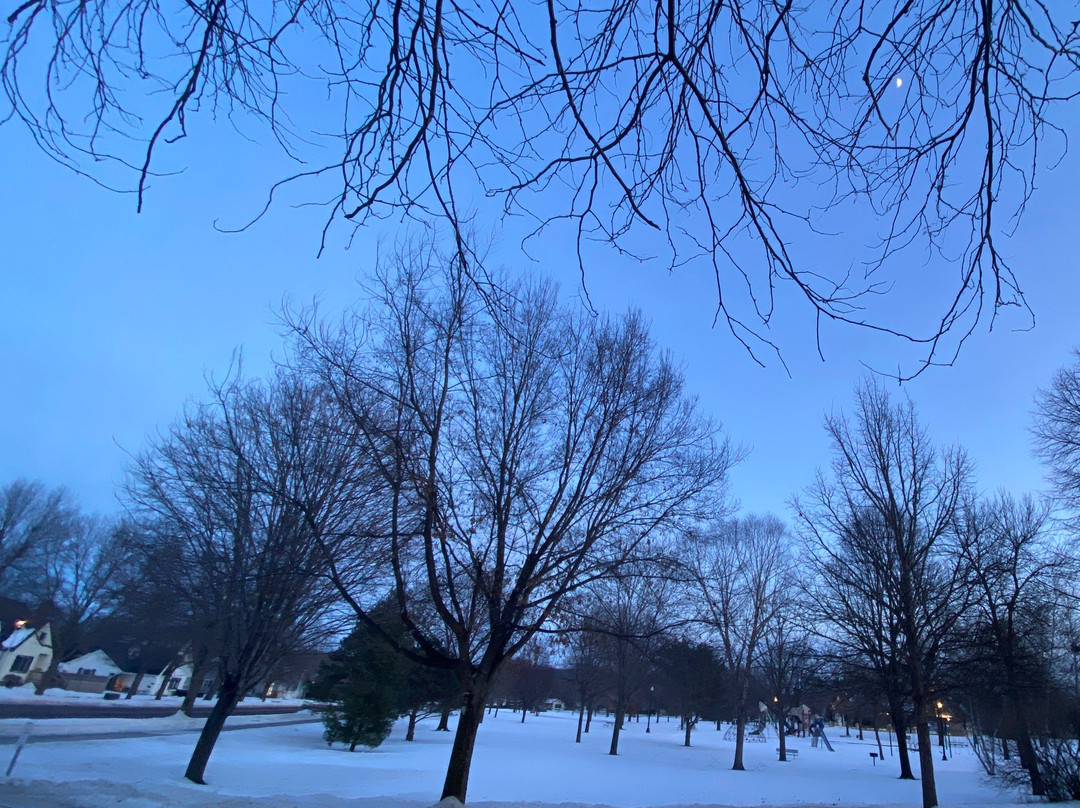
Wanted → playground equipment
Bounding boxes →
[809,718,835,751]
[723,721,768,743]
[817,726,835,751]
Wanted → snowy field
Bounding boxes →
[0,708,1035,808]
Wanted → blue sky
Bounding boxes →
[2,104,1079,521]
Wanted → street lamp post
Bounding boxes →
[646,686,654,733]
[941,710,951,761]
[935,701,948,761]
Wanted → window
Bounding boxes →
[10,655,32,674]
[78,668,96,675]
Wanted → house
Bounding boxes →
[57,650,126,694]
[137,659,211,698]
[101,659,188,697]
[0,623,52,686]
[58,649,124,678]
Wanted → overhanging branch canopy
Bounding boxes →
[4,0,1078,375]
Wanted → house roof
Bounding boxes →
[59,650,124,676]
[1,627,34,651]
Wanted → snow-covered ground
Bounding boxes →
[0,683,177,705]
[0,682,306,709]
[0,708,1033,808]
[0,710,318,742]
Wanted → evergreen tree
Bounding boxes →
[313,604,461,748]
[315,620,401,751]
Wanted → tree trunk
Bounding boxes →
[437,706,452,731]
[609,691,627,755]
[182,657,212,717]
[33,654,63,696]
[913,713,938,808]
[154,659,180,700]
[125,667,147,699]
[895,723,914,778]
[441,685,490,802]
[406,710,419,741]
[520,703,527,723]
[684,715,693,747]
[181,687,199,716]
[778,714,788,761]
[184,676,242,784]
[732,709,747,771]
[576,703,585,743]
[1008,699,1046,796]
[889,696,915,779]
[585,705,593,733]
[1015,731,1045,796]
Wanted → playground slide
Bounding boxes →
[818,728,835,752]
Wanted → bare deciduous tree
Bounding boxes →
[955,492,1073,798]
[16,515,130,695]
[0,480,75,589]
[501,639,555,723]
[1035,352,1080,522]
[794,380,970,808]
[125,370,353,785]
[289,244,737,801]
[6,1,1078,373]
[578,566,675,756]
[758,608,816,763]
[561,621,609,743]
[685,514,792,771]
[801,508,918,779]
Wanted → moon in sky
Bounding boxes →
[896,77,903,88]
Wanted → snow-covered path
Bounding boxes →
[0,709,1029,808]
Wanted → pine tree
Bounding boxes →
[313,603,461,749]
[316,620,401,751]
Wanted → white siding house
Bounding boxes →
[0,623,52,686]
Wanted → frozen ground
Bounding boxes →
[0,708,1035,808]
